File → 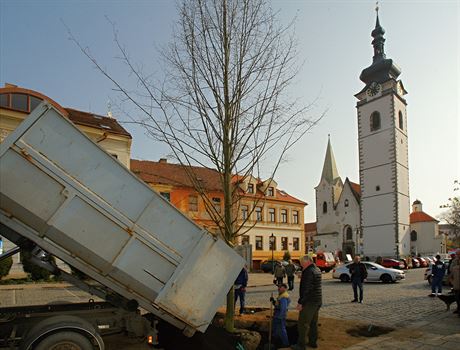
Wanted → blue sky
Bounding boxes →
[1,0,458,223]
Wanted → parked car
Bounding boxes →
[332,262,405,283]
[411,257,421,268]
[260,260,300,273]
[418,258,429,268]
[424,259,451,285]
[423,257,434,265]
[399,259,410,269]
[381,258,405,270]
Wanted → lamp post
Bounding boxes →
[270,233,275,274]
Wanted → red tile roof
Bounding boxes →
[131,159,223,191]
[304,222,317,232]
[65,108,131,138]
[131,159,306,204]
[350,181,361,196]
[410,211,438,223]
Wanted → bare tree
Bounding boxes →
[440,180,460,246]
[69,0,322,332]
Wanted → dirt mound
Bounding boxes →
[157,320,240,350]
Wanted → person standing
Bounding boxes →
[285,259,296,291]
[234,265,248,315]
[292,255,322,350]
[270,283,291,347]
[348,255,367,303]
[430,254,446,297]
[274,262,286,285]
[448,254,460,317]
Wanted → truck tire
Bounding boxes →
[35,331,94,350]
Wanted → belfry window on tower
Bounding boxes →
[370,111,381,131]
[398,111,404,130]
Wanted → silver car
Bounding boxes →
[332,262,405,283]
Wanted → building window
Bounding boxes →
[255,236,263,250]
[255,206,262,221]
[241,205,249,220]
[344,199,349,207]
[247,183,254,194]
[0,94,9,108]
[322,201,327,214]
[410,230,417,242]
[269,208,276,222]
[293,237,299,251]
[212,197,221,213]
[188,195,198,212]
[242,235,250,245]
[160,192,170,201]
[293,210,299,224]
[399,111,404,130]
[281,209,287,223]
[11,94,28,112]
[281,237,288,250]
[269,236,277,251]
[346,226,353,241]
[376,185,380,191]
[370,111,381,131]
[267,187,274,196]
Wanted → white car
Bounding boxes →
[332,262,405,283]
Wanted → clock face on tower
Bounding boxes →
[366,82,381,97]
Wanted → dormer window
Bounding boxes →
[247,183,254,194]
[267,187,274,196]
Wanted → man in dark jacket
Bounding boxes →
[234,265,248,315]
[430,254,446,297]
[348,255,367,303]
[292,255,322,350]
[285,260,297,291]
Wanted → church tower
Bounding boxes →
[315,137,343,236]
[355,9,410,258]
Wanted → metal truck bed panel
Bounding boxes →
[0,103,244,333]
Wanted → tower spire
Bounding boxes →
[371,1,386,63]
[320,137,340,184]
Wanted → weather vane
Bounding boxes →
[375,1,379,15]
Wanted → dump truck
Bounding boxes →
[0,103,244,349]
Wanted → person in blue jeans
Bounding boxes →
[430,255,446,297]
[234,265,248,314]
[348,255,367,303]
[270,283,290,347]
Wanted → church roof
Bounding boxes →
[349,181,361,201]
[320,137,341,184]
[410,211,438,223]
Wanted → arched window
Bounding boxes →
[344,199,349,207]
[398,111,404,130]
[346,226,353,241]
[322,201,327,214]
[410,230,417,242]
[370,111,381,131]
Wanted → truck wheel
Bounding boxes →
[35,331,94,350]
[340,274,350,283]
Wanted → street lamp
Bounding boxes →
[270,233,275,274]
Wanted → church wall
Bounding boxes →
[361,194,394,227]
[396,166,409,195]
[314,233,340,253]
[360,165,394,198]
[410,221,444,255]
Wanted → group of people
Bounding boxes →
[233,249,460,349]
[273,260,297,291]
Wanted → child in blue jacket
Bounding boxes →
[270,283,291,347]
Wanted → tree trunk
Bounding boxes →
[224,286,235,332]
